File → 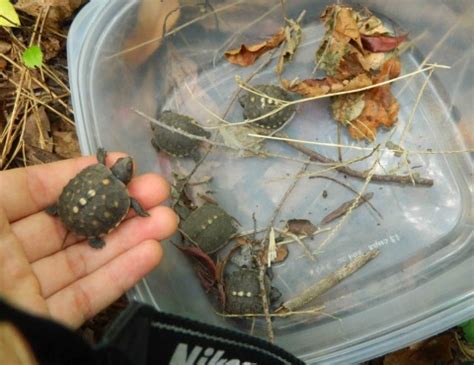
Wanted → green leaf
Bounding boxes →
[461,319,474,344]
[22,45,43,69]
[0,0,20,27]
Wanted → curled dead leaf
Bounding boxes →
[286,219,317,236]
[276,14,304,76]
[24,106,52,151]
[346,58,401,140]
[361,34,408,53]
[282,73,372,98]
[52,130,81,158]
[224,29,285,67]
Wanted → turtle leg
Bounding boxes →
[89,237,106,249]
[45,203,58,216]
[97,148,107,165]
[130,197,150,217]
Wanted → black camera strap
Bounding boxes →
[0,298,304,365]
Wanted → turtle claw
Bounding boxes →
[45,204,58,216]
[130,197,149,217]
[89,237,106,249]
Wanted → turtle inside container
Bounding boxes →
[225,267,281,315]
[151,110,211,158]
[238,84,297,130]
[46,148,149,249]
[180,203,237,254]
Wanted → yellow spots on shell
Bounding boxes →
[102,178,110,186]
[92,206,97,210]
[72,206,79,213]
[207,218,213,224]
[79,198,87,206]
[104,211,111,218]
[113,201,119,208]
[213,215,218,219]
[92,220,99,226]
[201,224,206,230]
[87,189,96,197]
[250,96,255,102]
[88,180,93,185]
[246,292,252,297]
[101,195,106,200]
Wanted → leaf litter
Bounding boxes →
[126,1,470,343]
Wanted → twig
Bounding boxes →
[257,162,309,342]
[321,192,374,225]
[278,250,379,312]
[283,139,434,186]
[217,305,325,318]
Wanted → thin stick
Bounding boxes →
[283,139,434,186]
[279,250,379,312]
[218,305,325,318]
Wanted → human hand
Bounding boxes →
[0,152,177,328]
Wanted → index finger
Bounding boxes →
[0,152,127,222]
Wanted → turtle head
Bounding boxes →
[111,156,134,184]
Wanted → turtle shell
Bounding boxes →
[180,203,236,254]
[225,268,271,314]
[238,84,296,130]
[151,111,210,157]
[56,164,130,237]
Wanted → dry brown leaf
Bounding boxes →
[346,58,401,140]
[224,29,285,67]
[24,106,52,151]
[25,144,62,165]
[286,219,318,236]
[0,40,12,54]
[383,334,453,365]
[122,0,180,68]
[361,34,407,53]
[53,130,81,158]
[0,58,7,71]
[283,73,372,98]
[274,245,289,263]
[41,35,62,60]
[15,0,84,28]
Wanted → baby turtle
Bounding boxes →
[46,148,149,249]
[151,111,210,157]
[225,268,272,314]
[180,203,237,254]
[238,84,296,130]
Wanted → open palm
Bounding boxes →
[0,152,177,328]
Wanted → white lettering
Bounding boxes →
[170,343,202,365]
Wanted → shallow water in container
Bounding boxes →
[76,0,473,362]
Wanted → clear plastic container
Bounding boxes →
[68,1,474,363]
